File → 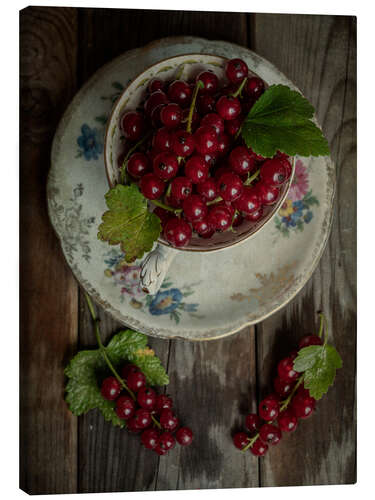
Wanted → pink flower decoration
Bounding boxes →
[288,160,309,202]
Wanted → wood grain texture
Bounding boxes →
[19,6,79,494]
[253,14,356,486]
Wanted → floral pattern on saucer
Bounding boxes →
[103,249,203,324]
[274,160,319,236]
[76,124,103,160]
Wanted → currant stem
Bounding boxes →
[234,125,242,141]
[231,77,248,99]
[206,196,223,206]
[241,432,259,452]
[151,414,162,429]
[120,131,152,185]
[152,199,182,214]
[244,168,260,186]
[186,80,204,134]
[279,374,304,412]
[84,292,136,401]
[175,64,185,80]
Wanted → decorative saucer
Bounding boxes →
[47,36,335,341]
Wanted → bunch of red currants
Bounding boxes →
[101,363,193,455]
[118,58,293,247]
[233,334,322,456]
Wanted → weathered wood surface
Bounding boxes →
[20,8,356,493]
[19,7,79,495]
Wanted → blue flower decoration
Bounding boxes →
[77,124,103,160]
[293,200,304,210]
[304,211,313,223]
[149,288,183,315]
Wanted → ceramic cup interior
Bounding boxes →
[104,53,294,252]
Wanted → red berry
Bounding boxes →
[176,426,194,446]
[164,217,192,247]
[229,146,255,175]
[153,152,179,180]
[127,152,150,178]
[192,218,213,237]
[155,394,173,413]
[167,80,192,107]
[126,370,147,392]
[260,159,287,187]
[255,182,280,205]
[144,90,169,116]
[153,206,172,228]
[245,413,262,434]
[197,178,218,201]
[233,186,260,214]
[259,424,282,445]
[115,395,136,420]
[225,58,248,84]
[121,364,139,379]
[165,193,182,209]
[141,428,159,449]
[100,377,121,401]
[158,431,176,451]
[298,335,323,349]
[160,103,183,128]
[216,95,241,121]
[278,408,298,432]
[185,155,209,184]
[232,210,243,227]
[291,388,316,419]
[148,78,164,93]
[182,195,207,222]
[233,432,249,450]
[245,77,265,100]
[137,387,157,410]
[170,176,193,200]
[250,438,268,456]
[150,104,165,128]
[259,395,280,421]
[203,151,220,167]
[225,116,242,136]
[217,133,231,156]
[171,130,195,157]
[277,357,299,383]
[120,111,145,141]
[196,70,219,94]
[152,127,172,151]
[207,205,232,232]
[194,125,219,155]
[154,444,168,456]
[273,377,295,398]
[200,113,224,136]
[159,409,179,431]
[248,147,265,163]
[140,173,165,200]
[133,408,152,429]
[217,171,243,202]
[245,207,263,222]
[198,93,216,115]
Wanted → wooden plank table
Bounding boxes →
[20,8,356,493]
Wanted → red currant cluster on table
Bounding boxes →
[233,334,323,456]
[118,58,293,247]
[101,363,193,455]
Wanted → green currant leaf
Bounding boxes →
[97,184,161,263]
[241,84,330,158]
[65,330,169,426]
[293,344,343,400]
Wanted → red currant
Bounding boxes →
[250,438,268,456]
[298,335,323,349]
[259,395,280,421]
[245,77,265,100]
[225,58,249,84]
[245,413,262,434]
[171,130,195,157]
[277,357,299,383]
[259,424,282,445]
[260,159,287,187]
[278,408,298,432]
[182,195,207,222]
[217,133,231,156]
[137,387,157,410]
[127,152,150,178]
[144,90,169,116]
[207,205,232,232]
[198,93,216,115]
[273,377,295,398]
[233,186,260,214]
[200,113,224,136]
[255,182,280,205]
[216,95,241,121]
[291,388,316,419]
[167,80,192,108]
[194,125,219,155]
[133,408,152,429]
[197,178,218,201]
[153,206,172,228]
[217,171,243,202]
[115,395,136,420]
[152,127,172,151]
[148,78,164,93]
[185,155,209,184]
[164,217,192,247]
[126,370,147,392]
[229,146,255,175]
[176,426,194,446]
[192,218,213,237]
[159,409,179,431]
[153,152,179,180]
[158,431,176,451]
[140,173,165,200]
[100,377,121,401]
[155,394,173,413]
[196,70,219,94]
[225,116,242,136]
[170,176,193,200]
[233,432,249,450]
[141,428,159,449]
[245,207,263,222]
[120,111,145,141]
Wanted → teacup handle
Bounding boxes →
[140,244,177,295]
